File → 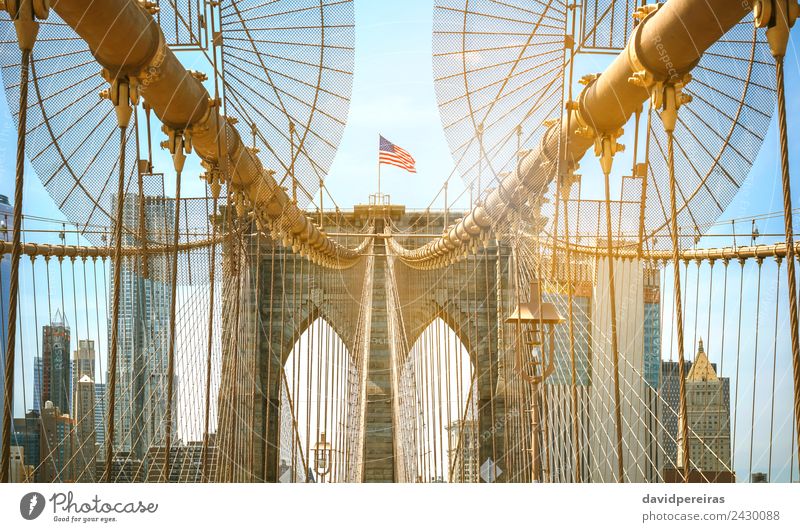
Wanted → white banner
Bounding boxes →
[1,483,799,531]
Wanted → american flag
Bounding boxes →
[379,135,416,173]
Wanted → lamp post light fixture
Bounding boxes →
[312,432,333,481]
[506,280,564,483]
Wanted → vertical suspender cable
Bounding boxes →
[667,128,690,483]
[201,186,219,482]
[163,132,186,482]
[104,76,133,482]
[600,141,625,483]
[748,258,764,478]
[768,257,782,478]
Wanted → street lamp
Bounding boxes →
[506,280,563,482]
[312,432,333,481]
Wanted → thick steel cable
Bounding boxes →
[667,129,690,483]
[775,57,800,471]
[162,168,183,482]
[102,125,128,483]
[0,44,31,483]
[748,258,764,479]
[768,257,782,478]
[562,183,580,483]
[201,194,219,482]
[602,165,624,483]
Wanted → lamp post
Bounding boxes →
[312,432,333,482]
[506,280,564,482]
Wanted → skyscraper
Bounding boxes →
[12,410,40,481]
[677,339,732,476]
[33,357,42,412]
[661,350,731,474]
[110,194,174,458]
[72,339,96,383]
[73,375,97,481]
[10,445,33,482]
[39,400,74,482]
[94,382,106,458]
[642,269,661,388]
[0,193,13,453]
[37,311,72,415]
[589,256,661,482]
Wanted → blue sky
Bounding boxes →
[3,0,800,481]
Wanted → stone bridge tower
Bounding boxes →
[216,203,523,482]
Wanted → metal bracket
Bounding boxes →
[160,126,191,173]
[754,0,800,57]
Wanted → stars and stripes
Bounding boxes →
[379,135,416,173]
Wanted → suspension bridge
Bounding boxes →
[0,0,799,484]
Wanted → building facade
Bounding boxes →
[39,400,74,482]
[589,257,661,482]
[73,375,97,481]
[110,194,174,458]
[661,349,731,474]
[143,437,217,482]
[447,419,479,483]
[94,382,106,458]
[12,411,40,481]
[677,339,732,475]
[0,194,12,452]
[10,445,34,482]
[37,311,72,415]
[72,339,96,384]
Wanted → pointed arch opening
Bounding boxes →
[397,317,476,483]
[281,317,357,483]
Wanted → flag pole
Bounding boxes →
[377,134,381,201]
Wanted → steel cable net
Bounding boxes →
[641,16,776,250]
[1,0,354,246]
[220,0,354,208]
[156,0,206,48]
[536,13,774,253]
[432,0,568,193]
[581,0,643,51]
[0,15,139,244]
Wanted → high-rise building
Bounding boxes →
[110,194,174,458]
[94,382,106,458]
[33,357,42,412]
[540,276,593,482]
[589,256,661,482]
[1,194,13,451]
[12,411,40,481]
[661,349,731,473]
[73,339,96,383]
[73,375,97,481]
[447,418,479,483]
[10,445,34,482]
[642,269,661,388]
[95,450,143,483]
[641,268,662,482]
[144,436,218,482]
[548,282,592,387]
[39,400,74,482]
[37,311,72,415]
[677,339,732,475]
